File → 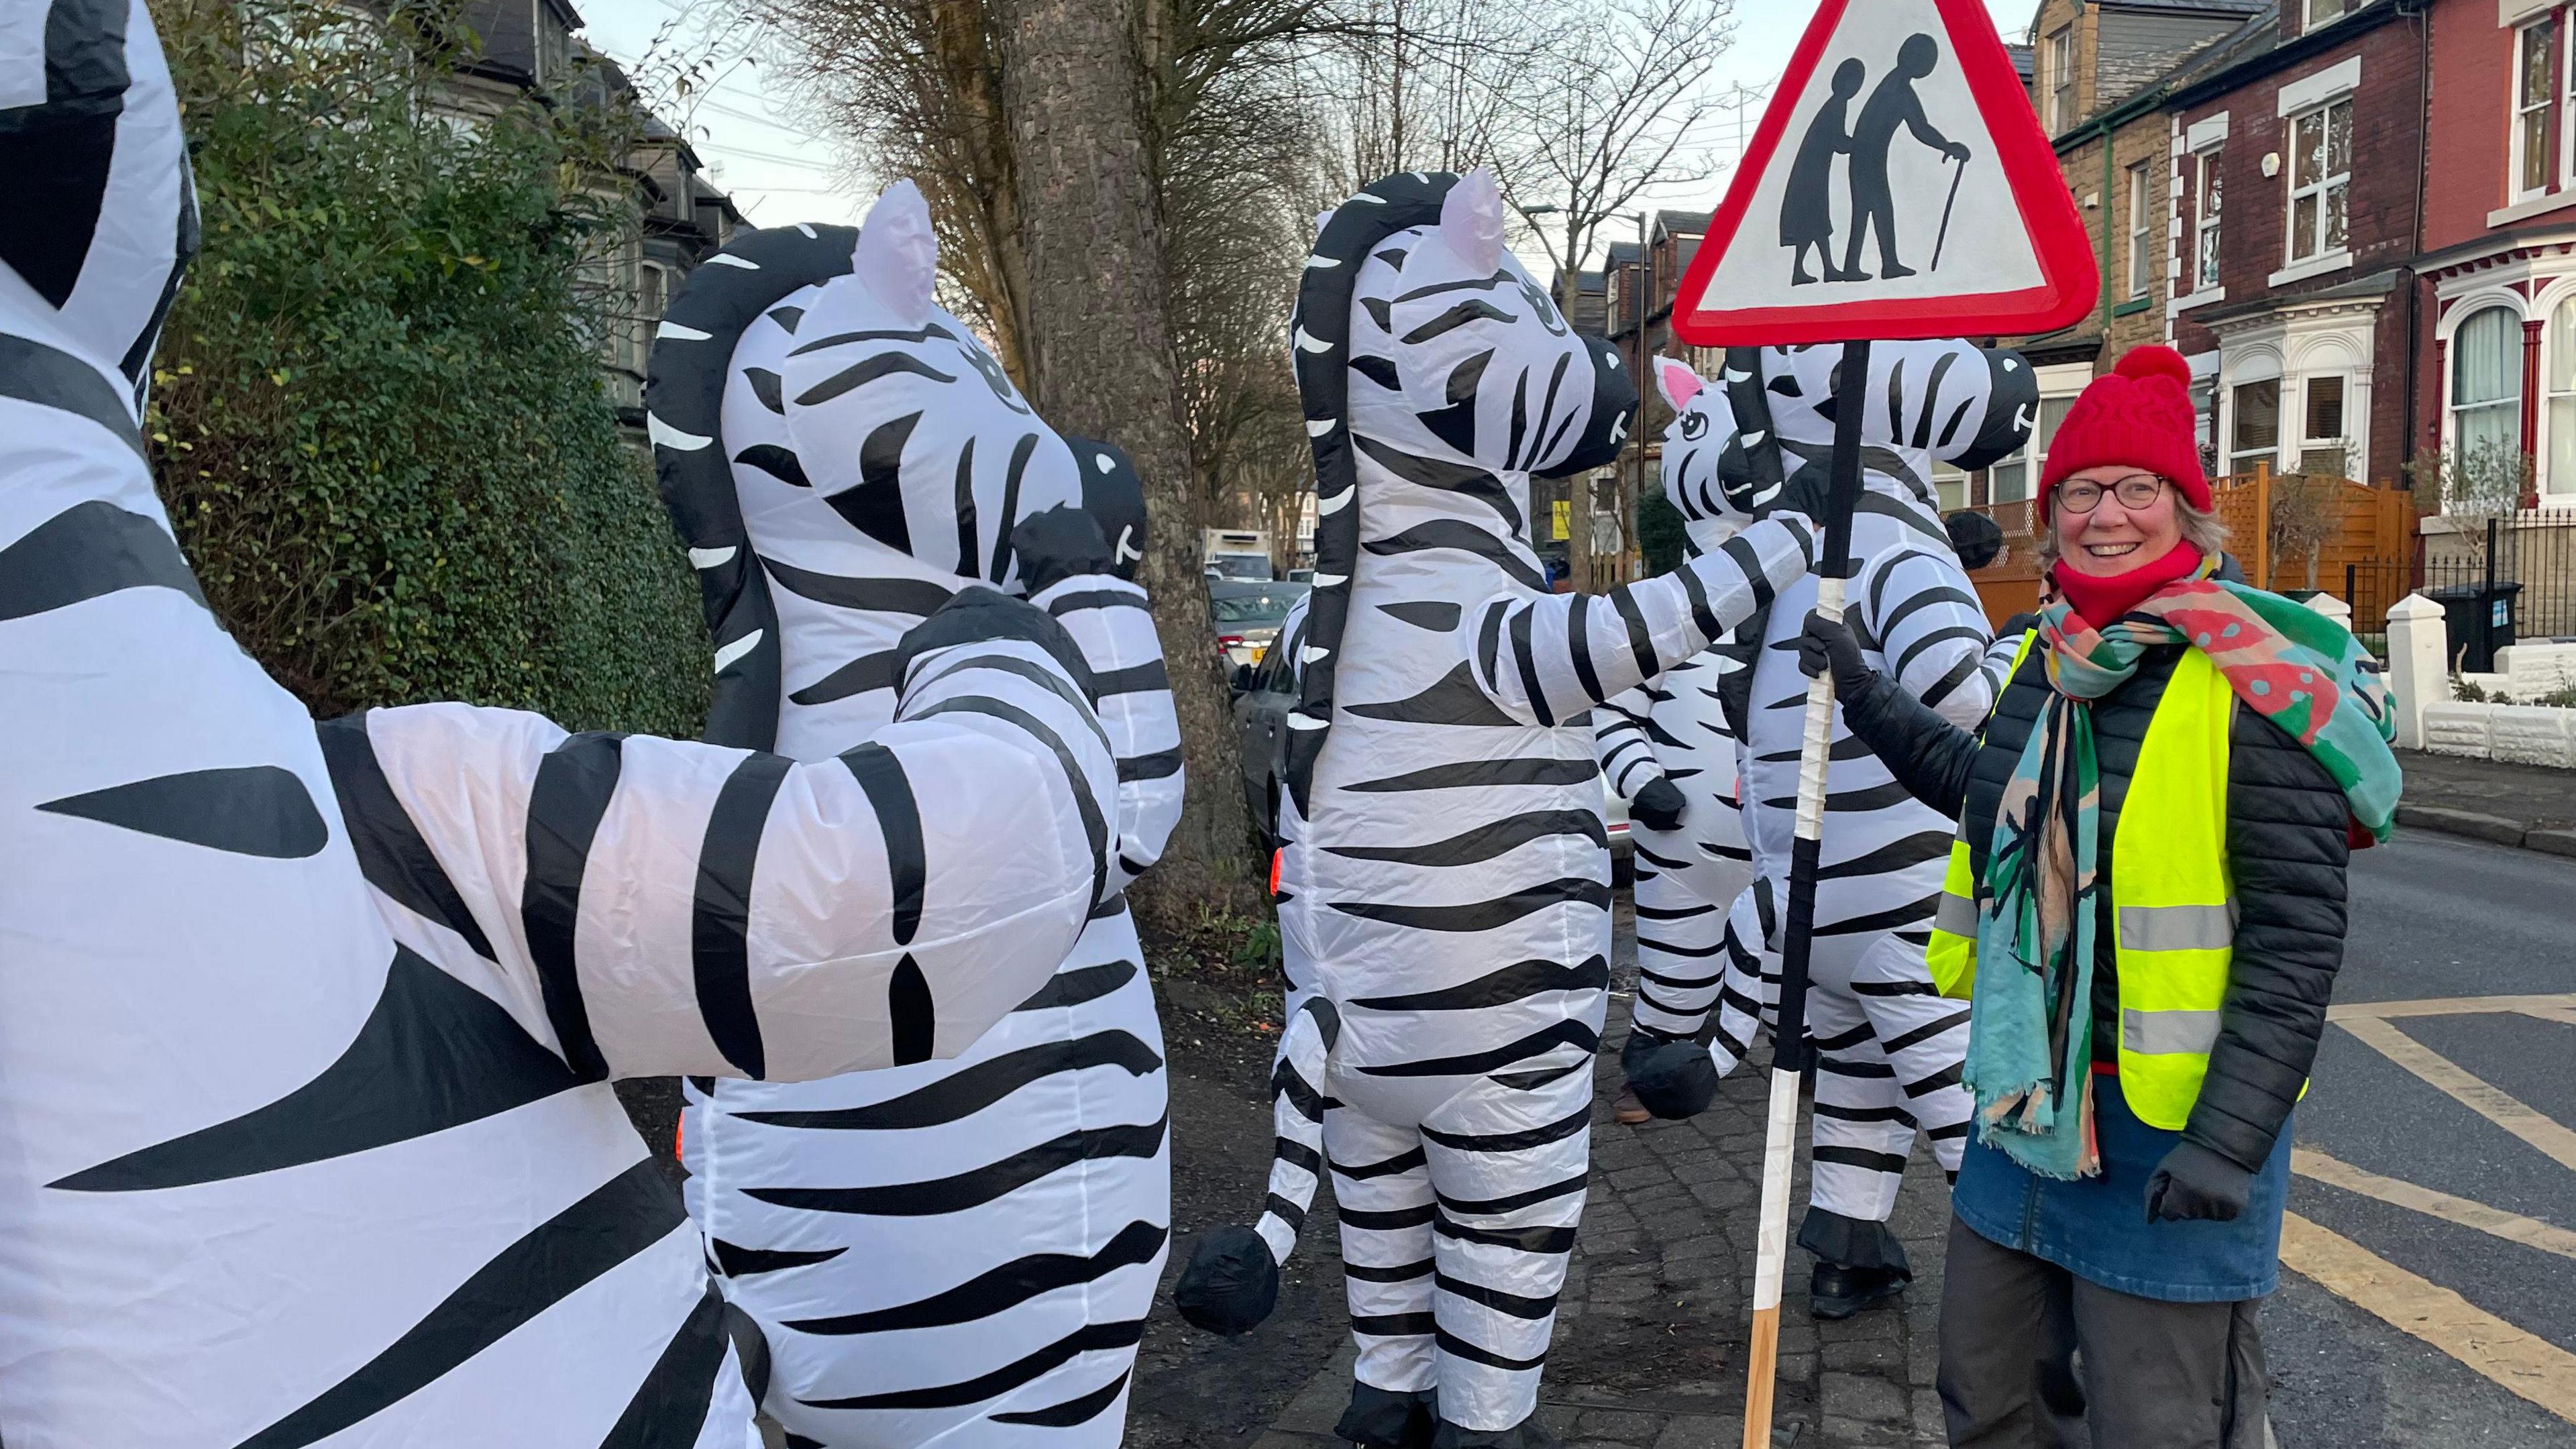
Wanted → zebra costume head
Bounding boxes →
[1650,356,1757,559]
[1717,341,2037,545]
[1283,168,1638,813]
[648,180,1145,749]
[1,0,199,415]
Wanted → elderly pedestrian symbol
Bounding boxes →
[1782,33,1973,286]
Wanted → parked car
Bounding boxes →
[1230,608,1631,875]
[1208,579,1309,669]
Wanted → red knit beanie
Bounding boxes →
[2037,345,2208,519]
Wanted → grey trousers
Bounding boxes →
[1938,1215,2269,1449]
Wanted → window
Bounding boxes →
[2516,17,2558,201]
[2194,148,2223,292]
[2298,376,2347,478]
[2126,160,2154,299]
[1987,394,2076,504]
[2550,299,2576,496]
[2303,0,2348,28]
[2047,28,2075,133]
[2450,306,2524,468]
[2286,99,2352,264]
[2231,379,2281,475]
[1933,462,1969,513]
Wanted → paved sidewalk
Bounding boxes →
[2394,749,2576,855]
[1250,1008,1955,1449]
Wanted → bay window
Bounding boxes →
[2298,376,2347,478]
[2231,379,2280,475]
[2550,299,2576,496]
[2450,306,2524,468]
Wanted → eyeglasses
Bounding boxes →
[2054,474,2168,515]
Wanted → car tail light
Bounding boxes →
[1217,634,1246,653]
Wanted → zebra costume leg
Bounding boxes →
[1329,1109,1443,1447]
[1628,865,1729,1037]
[1851,930,1972,1183]
[1707,883,1776,1077]
[1419,1064,1591,1441]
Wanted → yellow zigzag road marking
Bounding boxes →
[2292,1148,2576,1263]
[2334,1016,2576,1175]
[2280,1213,2576,1426]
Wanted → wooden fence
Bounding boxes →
[1957,467,2418,627]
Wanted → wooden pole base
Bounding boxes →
[1740,1304,1781,1448]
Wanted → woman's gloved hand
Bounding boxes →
[2143,1140,2251,1223]
[1628,776,1687,833]
[1796,609,1878,700]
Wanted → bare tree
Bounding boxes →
[1496,0,1735,305]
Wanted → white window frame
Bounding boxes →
[2514,14,2560,205]
[2229,377,2284,476]
[2296,374,2352,478]
[2047,26,2076,133]
[2445,302,2528,482]
[2545,292,2576,498]
[2282,97,2353,272]
[2194,146,2224,294]
[2127,159,2154,299]
[2303,0,2349,31]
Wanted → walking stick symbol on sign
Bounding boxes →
[1666,2,2094,1445]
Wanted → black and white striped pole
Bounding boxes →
[1741,337,1870,1449]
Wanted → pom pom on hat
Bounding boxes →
[2114,343,2194,389]
[2038,345,2208,517]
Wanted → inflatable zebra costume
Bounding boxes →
[1173,169,1817,1448]
[1587,356,1773,1118]
[651,183,1179,1448]
[1686,341,2035,1310]
[0,11,1118,1443]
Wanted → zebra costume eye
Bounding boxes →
[1679,411,1710,441]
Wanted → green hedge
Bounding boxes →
[147,0,706,737]
[1637,488,1688,578]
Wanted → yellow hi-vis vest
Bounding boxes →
[1924,635,2240,1132]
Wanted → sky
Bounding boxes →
[572,0,2039,240]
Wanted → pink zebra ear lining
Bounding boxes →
[1656,357,1704,412]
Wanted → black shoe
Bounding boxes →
[1809,1260,1909,1320]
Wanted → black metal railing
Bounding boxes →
[2347,513,2576,648]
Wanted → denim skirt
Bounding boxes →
[1949,1071,2294,1303]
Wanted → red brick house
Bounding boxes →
[2167,0,2434,491]
[2412,0,2576,506]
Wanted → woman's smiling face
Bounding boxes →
[2052,465,2181,576]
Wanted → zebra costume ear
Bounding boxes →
[1429,166,1507,276]
[644,222,859,749]
[850,180,937,330]
[1281,172,1457,821]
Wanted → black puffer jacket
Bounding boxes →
[1841,639,2352,1174]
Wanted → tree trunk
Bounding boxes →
[989,0,1260,922]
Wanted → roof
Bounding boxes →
[1652,209,1711,239]
[2005,43,2035,83]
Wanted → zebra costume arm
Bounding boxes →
[337,633,1116,1084]
[1593,686,1666,798]
[1465,515,1815,727]
[1854,547,1996,732]
[1032,574,1183,889]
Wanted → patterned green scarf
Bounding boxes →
[1967,559,2400,1179]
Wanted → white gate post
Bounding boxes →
[2385,592,2449,751]
[2306,592,2355,633]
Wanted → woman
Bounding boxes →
[1799,346,2400,1448]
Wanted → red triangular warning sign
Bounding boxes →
[1671,0,2096,347]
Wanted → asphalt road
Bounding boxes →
[2263,830,2576,1448]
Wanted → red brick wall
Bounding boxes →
[2424,0,2576,251]
[2169,17,2428,478]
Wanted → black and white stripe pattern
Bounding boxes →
[0,23,1115,1442]
[650,182,1180,1446]
[1203,168,1815,1442]
[1710,342,2030,1263]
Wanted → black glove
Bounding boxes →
[892,585,1096,697]
[1007,505,1116,596]
[1797,609,1877,701]
[2144,1140,2251,1224]
[1629,776,1687,833]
